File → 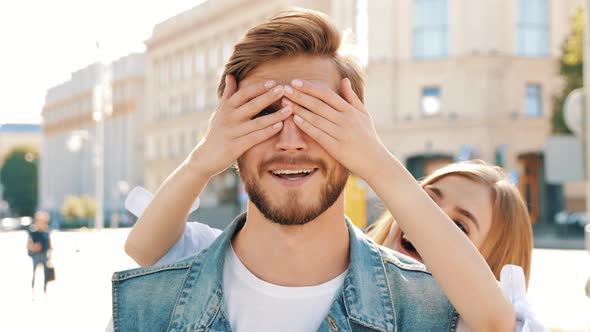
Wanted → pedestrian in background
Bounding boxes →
[27,211,53,295]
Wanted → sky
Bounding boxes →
[0,0,205,124]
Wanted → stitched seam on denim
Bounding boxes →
[348,317,387,332]
[375,246,396,332]
[201,287,223,329]
[382,257,431,275]
[345,317,353,332]
[113,262,192,281]
[167,259,198,332]
[112,279,119,332]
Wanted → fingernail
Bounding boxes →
[284,85,294,94]
[272,86,283,95]
[281,106,291,114]
[273,122,283,129]
[291,79,303,88]
[282,98,292,106]
[294,115,303,123]
[265,80,277,89]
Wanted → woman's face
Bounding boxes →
[389,175,494,262]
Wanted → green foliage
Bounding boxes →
[61,195,84,220]
[552,6,584,134]
[0,145,39,217]
[61,194,97,220]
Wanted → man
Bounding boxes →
[27,211,52,294]
[113,9,459,331]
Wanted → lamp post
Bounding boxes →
[585,0,590,251]
[66,49,112,230]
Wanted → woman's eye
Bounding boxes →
[454,221,468,235]
[253,108,274,119]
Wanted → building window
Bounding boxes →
[196,89,206,112]
[183,52,192,79]
[172,57,181,82]
[524,84,543,117]
[517,0,549,57]
[208,45,218,71]
[222,42,233,63]
[421,87,442,116]
[195,49,205,75]
[413,0,448,59]
[355,0,369,66]
[159,60,169,86]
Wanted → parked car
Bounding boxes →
[0,217,20,231]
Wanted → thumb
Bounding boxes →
[221,74,237,101]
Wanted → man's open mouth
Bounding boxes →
[270,168,317,181]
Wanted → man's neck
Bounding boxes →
[232,194,350,287]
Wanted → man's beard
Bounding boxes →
[237,155,349,226]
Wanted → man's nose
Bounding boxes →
[275,115,307,152]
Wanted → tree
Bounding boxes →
[0,145,39,217]
[552,6,584,134]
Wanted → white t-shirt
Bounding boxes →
[222,245,346,332]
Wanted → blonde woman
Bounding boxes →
[368,161,533,286]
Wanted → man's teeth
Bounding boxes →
[272,169,313,175]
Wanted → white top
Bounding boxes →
[222,245,346,331]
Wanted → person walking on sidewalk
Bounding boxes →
[27,211,53,294]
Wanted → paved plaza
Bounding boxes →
[0,229,589,332]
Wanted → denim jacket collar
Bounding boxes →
[167,213,396,332]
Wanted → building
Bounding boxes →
[144,0,585,226]
[364,0,585,224]
[40,54,145,225]
[142,0,356,228]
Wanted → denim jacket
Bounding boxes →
[112,214,459,331]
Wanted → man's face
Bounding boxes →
[237,55,349,226]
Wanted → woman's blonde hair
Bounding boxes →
[367,161,533,286]
[217,8,365,101]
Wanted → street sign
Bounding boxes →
[545,135,585,183]
[564,88,585,138]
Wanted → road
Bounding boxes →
[0,229,589,331]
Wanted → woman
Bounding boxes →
[367,161,533,286]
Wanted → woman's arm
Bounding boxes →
[288,78,515,332]
[125,75,291,266]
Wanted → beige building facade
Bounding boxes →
[40,54,145,224]
[145,0,585,225]
[364,0,585,223]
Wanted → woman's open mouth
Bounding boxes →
[399,232,423,262]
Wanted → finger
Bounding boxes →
[226,80,278,109]
[292,113,339,151]
[289,79,356,115]
[235,121,284,151]
[221,74,237,102]
[283,85,343,125]
[341,78,367,113]
[235,105,292,137]
[291,104,340,139]
[234,85,285,121]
